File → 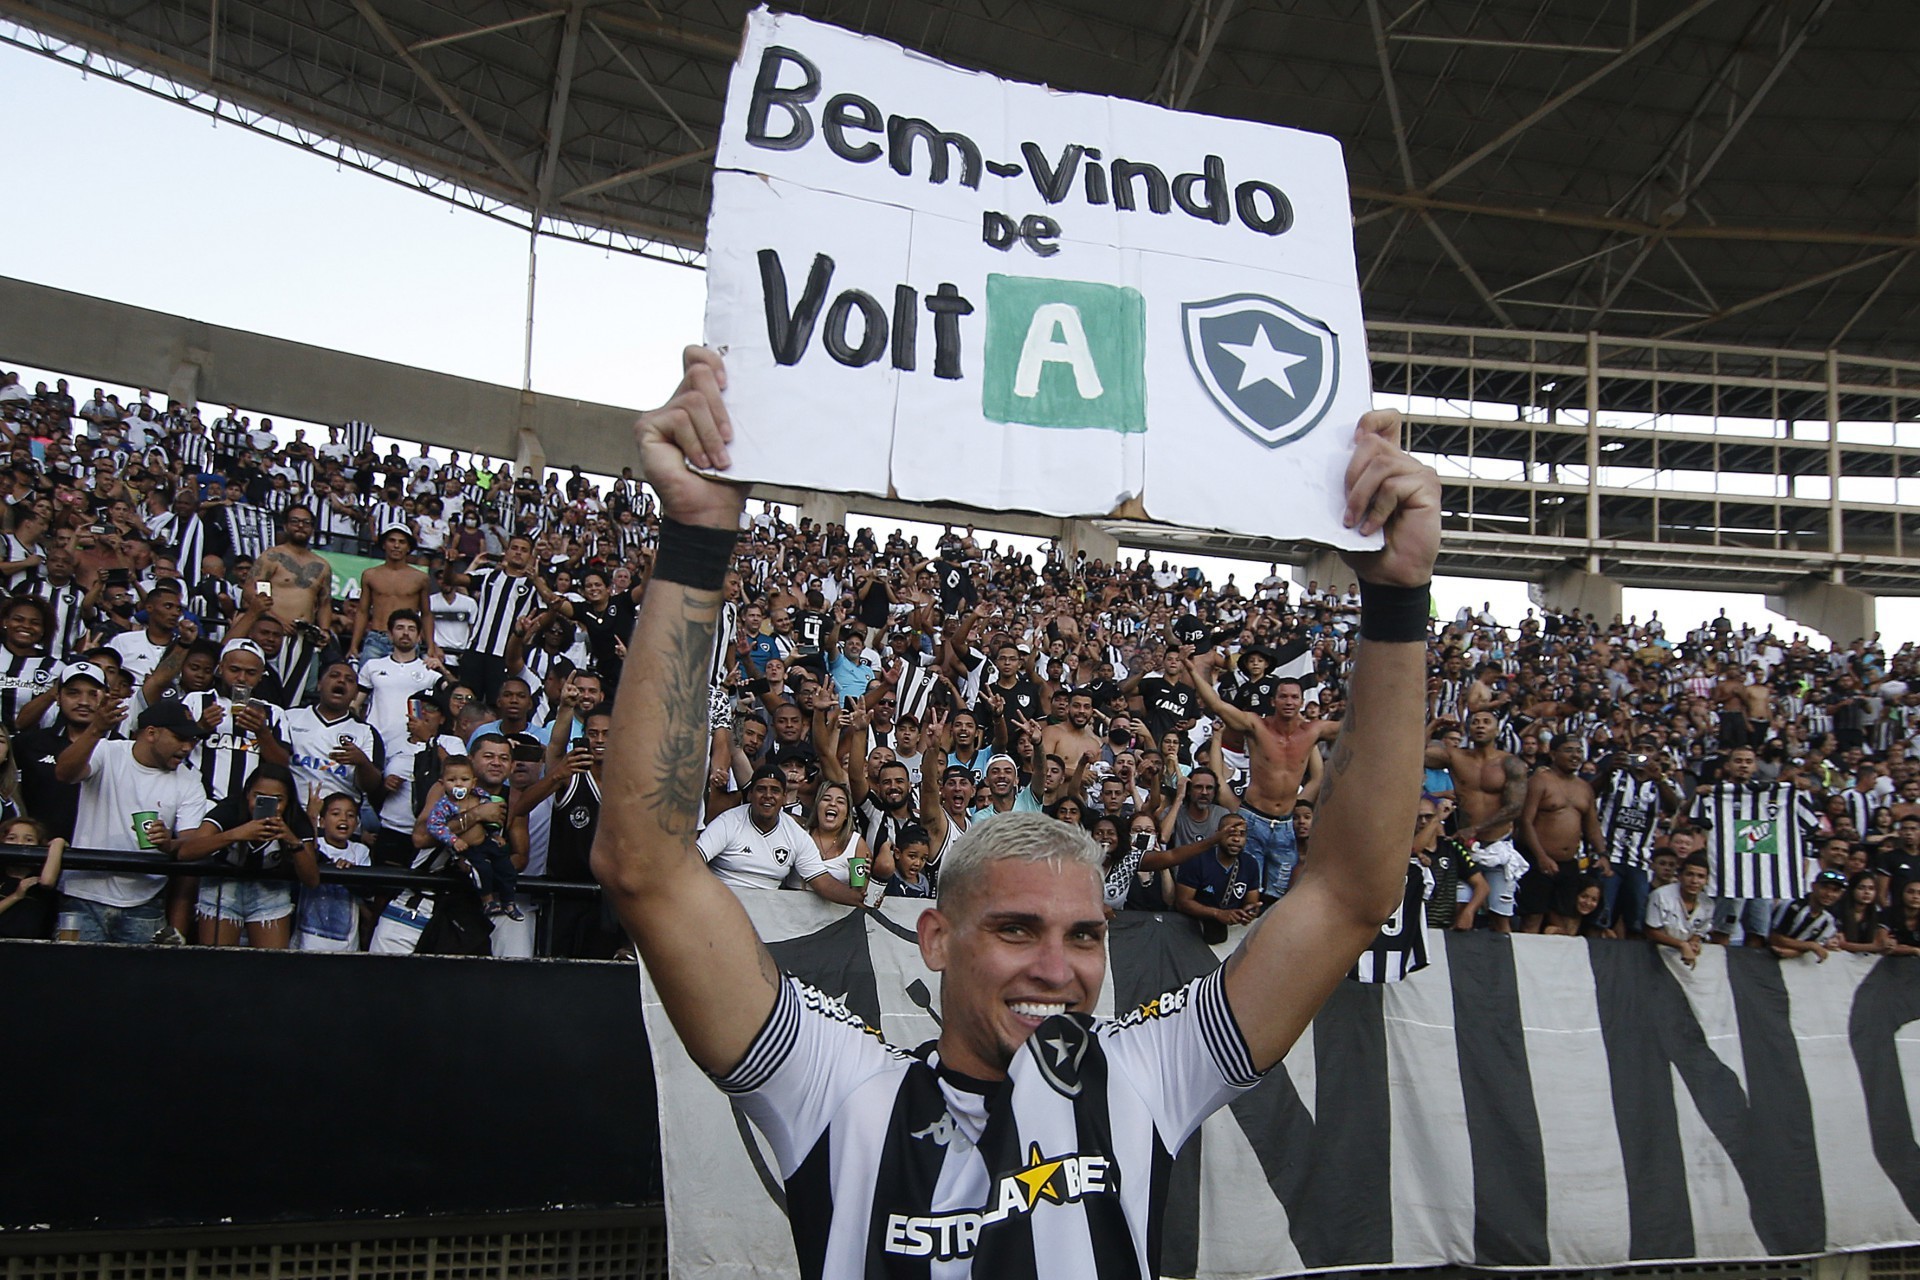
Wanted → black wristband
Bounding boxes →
[1358,580,1432,643]
[652,518,738,590]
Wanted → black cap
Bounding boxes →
[136,700,205,738]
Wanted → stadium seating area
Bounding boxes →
[0,368,1915,969]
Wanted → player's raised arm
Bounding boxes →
[593,346,782,1077]
[1223,409,1440,1072]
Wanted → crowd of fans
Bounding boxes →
[0,368,1915,972]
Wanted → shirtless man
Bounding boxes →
[1040,688,1103,786]
[1425,708,1530,932]
[1190,654,1334,901]
[1517,733,1607,933]
[353,524,436,663]
[252,503,332,634]
[1712,663,1759,750]
[1737,666,1772,741]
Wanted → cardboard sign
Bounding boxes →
[704,7,1378,548]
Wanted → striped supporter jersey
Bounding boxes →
[717,966,1262,1279]
[1692,781,1820,901]
[1596,770,1665,871]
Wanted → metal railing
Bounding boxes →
[0,844,609,959]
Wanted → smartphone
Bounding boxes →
[842,696,857,712]
[256,580,273,602]
[251,794,281,823]
[511,743,545,763]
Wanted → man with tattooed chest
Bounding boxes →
[251,503,333,636]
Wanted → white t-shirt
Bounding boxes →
[696,805,815,891]
[62,740,213,907]
[415,514,449,552]
[108,630,172,684]
[358,654,441,751]
[284,707,383,803]
[428,591,477,654]
[1646,882,1714,941]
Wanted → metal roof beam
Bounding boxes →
[1351,187,1920,251]
[1419,0,1722,198]
[408,10,564,54]
[1581,0,1832,330]
[533,1,586,214]
[1153,0,1236,111]
[560,145,715,204]
[1659,250,1904,339]
[1420,211,1515,327]
[347,0,535,196]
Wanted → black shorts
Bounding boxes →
[1518,861,1589,918]
[1718,710,1750,750]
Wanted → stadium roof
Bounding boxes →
[5,0,1919,361]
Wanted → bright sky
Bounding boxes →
[1,36,1912,645]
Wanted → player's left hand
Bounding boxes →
[1339,410,1441,588]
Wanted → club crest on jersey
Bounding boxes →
[1182,293,1339,449]
[1028,1015,1091,1098]
[882,1143,1114,1260]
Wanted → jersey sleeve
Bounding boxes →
[709,976,909,1179]
[1098,966,1264,1152]
[695,814,729,863]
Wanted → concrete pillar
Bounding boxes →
[1062,518,1118,565]
[1293,549,1347,597]
[512,392,545,478]
[166,351,206,410]
[1765,578,1875,646]
[801,492,849,530]
[1530,565,1622,623]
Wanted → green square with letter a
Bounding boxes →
[981,275,1147,433]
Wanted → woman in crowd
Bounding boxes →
[176,764,315,949]
[1834,871,1888,954]
[798,779,881,907]
[1880,879,1920,957]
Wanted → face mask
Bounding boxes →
[449,785,470,800]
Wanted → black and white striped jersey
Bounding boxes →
[715,966,1261,1280]
[2,533,42,593]
[180,690,288,802]
[708,599,740,689]
[339,420,377,455]
[894,657,943,723]
[0,648,56,729]
[148,513,207,588]
[1770,897,1838,944]
[367,501,410,541]
[264,631,321,710]
[466,567,540,659]
[30,580,89,660]
[1692,782,1820,901]
[1349,857,1433,984]
[173,430,212,474]
[1596,770,1665,871]
[1839,788,1884,838]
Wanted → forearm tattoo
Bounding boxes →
[643,592,722,839]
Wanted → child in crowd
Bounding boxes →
[884,824,935,899]
[294,792,373,952]
[427,756,522,921]
[0,817,64,941]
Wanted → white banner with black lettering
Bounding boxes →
[641,892,1920,1279]
[702,7,1378,548]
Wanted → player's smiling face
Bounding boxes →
[919,858,1106,1080]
